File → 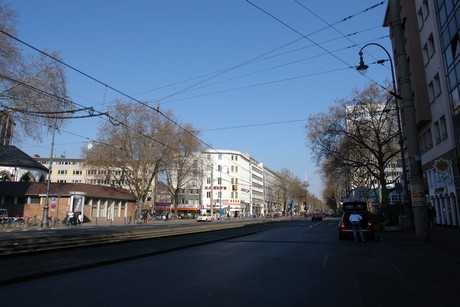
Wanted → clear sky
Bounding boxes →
[5,0,392,198]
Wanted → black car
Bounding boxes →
[311,213,323,222]
[338,201,375,240]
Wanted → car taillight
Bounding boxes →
[339,222,345,229]
[367,221,373,229]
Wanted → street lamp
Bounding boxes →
[43,124,57,228]
[219,165,230,220]
[357,43,410,209]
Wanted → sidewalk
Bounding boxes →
[379,225,460,255]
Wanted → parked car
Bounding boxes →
[338,201,375,240]
[197,213,212,222]
[311,213,323,222]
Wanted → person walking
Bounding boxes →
[67,211,74,226]
[427,204,437,229]
[349,212,366,242]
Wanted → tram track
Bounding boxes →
[0,220,289,286]
[0,220,271,256]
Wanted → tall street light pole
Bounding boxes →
[356,42,413,228]
[43,124,57,228]
[219,165,229,220]
[389,0,428,241]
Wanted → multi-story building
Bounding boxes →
[263,166,282,216]
[34,155,85,183]
[201,149,251,218]
[385,0,460,227]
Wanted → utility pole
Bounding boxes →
[389,0,429,241]
[210,165,214,219]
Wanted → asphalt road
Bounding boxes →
[0,218,458,307]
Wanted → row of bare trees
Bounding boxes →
[276,168,323,214]
[305,83,401,210]
[81,101,203,218]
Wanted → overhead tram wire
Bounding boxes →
[149,4,387,105]
[294,0,393,92]
[203,119,307,132]
[0,72,176,152]
[0,29,211,153]
[246,0,384,83]
[160,36,389,104]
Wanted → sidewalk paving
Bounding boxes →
[379,225,460,256]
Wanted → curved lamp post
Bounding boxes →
[357,42,409,206]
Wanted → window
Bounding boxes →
[434,73,441,98]
[99,201,106,217]
[422,35,435,66]
[428,74,441,102]
[426,128,433,149]
[428,80,435,102]
[29,197,40,205]
[434,120,441,143]
[114,202,120,218]
[440,115,447,140]
[57,170,67,175]
[417,0,429,28]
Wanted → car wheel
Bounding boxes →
[339,232,344,240]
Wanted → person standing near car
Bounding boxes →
[349,212,366,242]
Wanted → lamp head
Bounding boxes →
[356,51,368,73]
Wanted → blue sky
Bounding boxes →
[6,0,392,198]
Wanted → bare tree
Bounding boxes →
[82,100,174,215]
[164,124,203,219]
[0,2,71,142]
[306,83,400,207]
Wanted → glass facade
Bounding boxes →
[435,0,460,113]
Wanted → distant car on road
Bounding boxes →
[338,201,375,240]
[197,213,212,222]
[311,213,323,222]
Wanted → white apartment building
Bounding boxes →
[34,156,85,183]
[201,149,251,218]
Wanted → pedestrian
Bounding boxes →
[67,211,74,226]
[427,204,437,229]
[349,212,366,242]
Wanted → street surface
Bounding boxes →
[0,218,458,307]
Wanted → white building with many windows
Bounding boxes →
[201,149,251,218]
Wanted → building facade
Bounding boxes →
[201,150,251,218]
[386,0,460,227]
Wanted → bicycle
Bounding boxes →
[13,217,26,229]
[26,216,40,228]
